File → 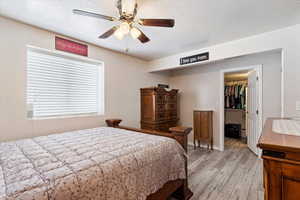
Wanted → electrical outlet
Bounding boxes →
[296,101,300,111]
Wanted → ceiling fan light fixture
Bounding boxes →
[119,22,130,34]
[130,27,141,39]
[121,0,137,16]
[114,27,125,40]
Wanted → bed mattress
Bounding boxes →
[0,127,186,200]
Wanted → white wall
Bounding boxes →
[149,24,300,118]
[169,51,282,149]
[0,17,169,142]
[0,15,296,146]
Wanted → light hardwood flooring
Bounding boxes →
[186,138,264,200]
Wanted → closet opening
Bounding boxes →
[224,71,249,148]
[220,65,263,155]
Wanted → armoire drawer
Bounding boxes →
[156,104,166,111]
[166,103,177,110]
[156,112,167,120]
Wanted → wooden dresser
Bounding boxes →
[258,118,300,200]
[140,87,178,132]
[193,110,213,150]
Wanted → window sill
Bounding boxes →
[27,113,104,121]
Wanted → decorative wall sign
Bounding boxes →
[180,52,209,65]
[55,36,88,56]
[158,84,169,89]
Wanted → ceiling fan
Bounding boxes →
[73,0,175,43]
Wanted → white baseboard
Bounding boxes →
[188,142,222,151]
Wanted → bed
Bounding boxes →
[0,119,192,200]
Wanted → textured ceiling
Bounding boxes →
[1,0,300,60]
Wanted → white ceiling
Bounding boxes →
[1,0,300,61]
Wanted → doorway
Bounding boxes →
[220,65,263,155]
[224,71,248,147]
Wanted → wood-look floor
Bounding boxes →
[186,138,264,200]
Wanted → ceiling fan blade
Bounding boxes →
[138,19,175,27]
[73,9,116,21]
[137,29,150,43]
[99,26,118,39]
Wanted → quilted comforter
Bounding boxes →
[0,127,186,200]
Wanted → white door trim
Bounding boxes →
[281,49,285,118]
[219,65,263,152]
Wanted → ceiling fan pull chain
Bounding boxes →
[125,36,130,53]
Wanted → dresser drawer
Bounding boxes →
[156,104,166,112]
[169,111,178,119]
[166,103,177,110]
[156,112,167,121]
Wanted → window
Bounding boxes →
[27,47,104,119]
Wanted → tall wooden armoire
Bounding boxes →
[140,87,179,132]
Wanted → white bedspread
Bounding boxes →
[0,127,186,200]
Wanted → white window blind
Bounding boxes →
[27,47,104,119]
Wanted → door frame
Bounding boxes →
[219,65,263,152]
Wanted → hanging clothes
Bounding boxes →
[224,81,247,110]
